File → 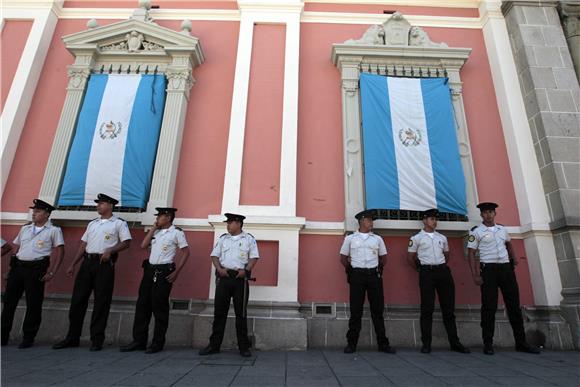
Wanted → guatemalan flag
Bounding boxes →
[360,73,467,215]
[58,74,166,209]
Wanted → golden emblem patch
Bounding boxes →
[468,235,475,242]
[104,233,111,240]
[408,239,413,247]
[36,240,45,248]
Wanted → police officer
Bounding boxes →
[53,193,131,351]
[120,207,189,354]
[199,213,259,358]
[340,210,395,354]
[407,209,470,354]
[468,202,540,355]
[1,199,64,348]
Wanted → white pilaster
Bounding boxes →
[480,0,562,306]
[0,1,60,198]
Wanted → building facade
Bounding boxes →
[1,0,578,350]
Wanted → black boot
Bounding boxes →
[52,338,80,349]
[120,341,146,352]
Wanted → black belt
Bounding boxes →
[10,256,49,268]
[481,262,510,268]
[147,262,175,270]
[351,267,378,273]
[420,263,447,271]
[84,252,118,262]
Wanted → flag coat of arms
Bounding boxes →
[360,73,467,215]
[58,74,166,208]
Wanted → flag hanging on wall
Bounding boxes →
[58,73,166,209]
[360,72,467,215]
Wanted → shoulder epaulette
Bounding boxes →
[470,225,478,231]
[497,223,504,227]
[24,221,32,226]
[117,217,126,222]
[246,233,255,239]
[174,226,183,231]
[219,233,228,238]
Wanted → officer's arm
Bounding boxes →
[107,239,131,255]
[50,245,65,274]
[1,243,13,257]
[174,247,190,275]
[406,252,418,269]
[340,254,350,269]
[443,251,450,263]
[71,241,87,267]
[505,241,517,265]
[468,249,478,274]
[246,258,258,271]
[140,226,158,249]
[378,254,387,267]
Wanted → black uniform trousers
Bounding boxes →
[209,271,250,351]
[419,264,460,347]
[1,257,49,344]
[65,254,115,345]
[346,268,388,348]
[132,262,174,348]
[480,262,526,346]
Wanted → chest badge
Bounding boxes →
[104,233,111,240]
[36,240,45,248]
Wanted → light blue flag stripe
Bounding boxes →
[121,75,167,208]
[360,73,399,210]
[58,74,108,206]
[421,78,467,215]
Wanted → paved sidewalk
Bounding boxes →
[1,345,579,386]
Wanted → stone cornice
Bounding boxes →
[501,0,559,17]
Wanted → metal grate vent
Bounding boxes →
[171,299,190,310]
[312,303,336,318]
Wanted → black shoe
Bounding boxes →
[343,345,356,354]
[145,346,163,354]
[1,338,8,346]
[18,340,34,349]
[120,342,146,352]
[89,342,103,351]
[52,338,80,349]
[198,345,220,356]
[516,343,541,354]
[483,344,494,355]
[450,342,470,354]
[420,345,431,354]
[240,349,252,357]
[379,345,396,354]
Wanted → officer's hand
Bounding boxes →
[166,271,178,283]
[472,274,483,286]
[512,257,519,266]
[236,269,246,279]
[41,272,55,282]
[66,265,75,277]
[153,220,160,229]
[217,267,228,277]
[100,250,111,263]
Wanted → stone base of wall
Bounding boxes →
[1,295,575,351]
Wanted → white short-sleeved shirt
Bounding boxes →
[408,230,448,265]
[211,232,259,270]
[340,231,387,269]
[149,225,188,265]
[13,221,64,261]
[82,216,132,254]
[467,223,510,263]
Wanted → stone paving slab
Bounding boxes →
[1,345,579,386]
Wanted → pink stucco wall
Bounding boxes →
[1,224,215,300]
[303,3,479,17]
[1,20,33,114]
[298,234,534,306]
[240,24,285,206]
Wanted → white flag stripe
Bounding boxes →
[83,74,142,205]
[388,77,437,210]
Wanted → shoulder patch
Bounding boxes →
[468,235,476,243]
[408,239,413,247]
[470,225,478,231]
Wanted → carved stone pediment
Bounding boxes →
[62,18,204,67]
[344,12,447,48]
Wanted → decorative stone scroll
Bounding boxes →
[345,12,447,48]
[332,12,478,231]
[100,31,164,52]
